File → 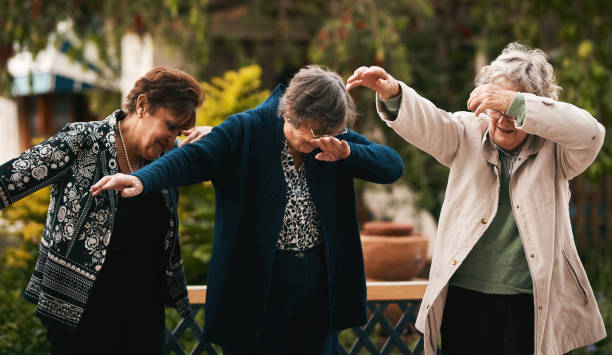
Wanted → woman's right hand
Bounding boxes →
[90,173,143,197]
[346,66,401,100]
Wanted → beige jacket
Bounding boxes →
[376,82,607,355]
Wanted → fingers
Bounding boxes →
[346,66,388,91]
[315,152,332,161]
[89,175,113,196]
[312,137,350,162]
[473,99,490,118]
[347,66,370,86]
[179,126,212,146]
[90,174,131,196]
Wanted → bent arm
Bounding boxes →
[376,82,462,167]
[339,132,404,184]
[0,123,86,208]
[517,93,605,179]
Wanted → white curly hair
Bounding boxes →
[475,42,562,99]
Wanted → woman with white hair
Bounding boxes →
[347,42,606,355]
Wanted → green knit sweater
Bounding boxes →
[381,92,532,295]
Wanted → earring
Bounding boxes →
[138,109,143,118]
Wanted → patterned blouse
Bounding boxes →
[275,139,322,251]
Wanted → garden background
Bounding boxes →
[0,0,610,353]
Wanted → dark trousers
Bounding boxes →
[223,246,340,355]
[441,285,572,355]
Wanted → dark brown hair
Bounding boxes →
[124,66,205,128]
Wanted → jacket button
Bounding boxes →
[517,157,521,161]
[451,259,457,265]
[592,136,596,140]
[530,253,535,258]
[538,306,543,310]
[481,218,488,224]
[516,205,520,209]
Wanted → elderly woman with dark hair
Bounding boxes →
[347,43,606,355]
[0,67,208,354]
[91,65,404,354]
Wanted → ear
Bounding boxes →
[136,94,148,117]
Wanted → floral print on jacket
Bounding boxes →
[0,110,191,328]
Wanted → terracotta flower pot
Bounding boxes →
[362,221,413,236]
[361,222,428,327]
[361,234,428,281]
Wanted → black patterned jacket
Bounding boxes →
[0,110,191,327]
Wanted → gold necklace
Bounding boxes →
[117,120,139,173]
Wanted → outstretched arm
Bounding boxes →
[0,123,90,208]
[90,113,247,197]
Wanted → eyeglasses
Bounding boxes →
[287,118,348,139]
[490,111,515,122]
[309,125,348,139]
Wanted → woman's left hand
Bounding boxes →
[179,126,213,147]
[312,137,351,162]
[467,84,517,117]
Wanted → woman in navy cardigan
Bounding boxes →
[91,65,404,354]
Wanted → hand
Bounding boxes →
[346,66,400,100]
[467,84,517,118]
[312,137,350,162]
[178,126,212,147]
[90,173,144,197]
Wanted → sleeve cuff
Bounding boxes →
[507,93,526,125]
[377,91,402,119]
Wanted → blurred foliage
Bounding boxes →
[197,65,271,127]
[179,65,269,285]
[0,0,209,95]
[0,187,50,354]
[1,1,611,352]
[308,0,611,218]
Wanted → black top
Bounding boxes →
[100,191,170,298]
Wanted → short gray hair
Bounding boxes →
[279,65,357,134]
[475,42,561,99]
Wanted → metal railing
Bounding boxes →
[164,281,437,355]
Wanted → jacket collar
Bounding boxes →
[480,124,545,166]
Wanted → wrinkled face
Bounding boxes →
[135,106,191,160]
[283,117,347,154]
[487,77,528,152]
[487,110,528,152]
[283,118,318,154]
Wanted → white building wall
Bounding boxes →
[120,33,154,99]
[0,98,20,164]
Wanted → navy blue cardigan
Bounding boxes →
[133,85,404,345]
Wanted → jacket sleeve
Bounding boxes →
[133,112,247,195]
[0,123,88,209]
[338,131,404,184]
[517,93,606,180]
[376,81,463,168]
